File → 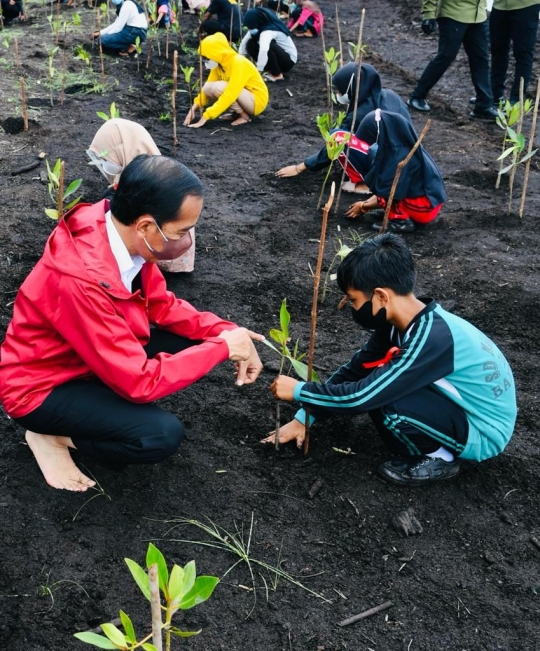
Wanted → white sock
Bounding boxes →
[426,446,454,462]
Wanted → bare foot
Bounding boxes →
[231,112,252,127]
[25,431,96,492]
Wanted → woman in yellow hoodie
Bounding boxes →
[183,33,269,128]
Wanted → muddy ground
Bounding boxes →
[1,0,539,649]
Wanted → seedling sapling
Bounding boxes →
[180,64,195,107]
[262,299,319,449]
[44,158,82,220]
[97,101,120,121]
[74,543,218,651]
[47,45,59,106]
[316,110,348,208]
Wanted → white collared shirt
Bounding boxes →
[105,210,145,292]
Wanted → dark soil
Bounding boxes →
[1,1,540,650]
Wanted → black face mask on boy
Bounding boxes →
[351,295,387,330]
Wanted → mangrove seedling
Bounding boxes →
[47,45,59,106]
[180,64,195,106]
[74,542,219,651]
[97,101,120,121]
[44,158,82,220]
[74,44,91,66]
[316,111,348,208]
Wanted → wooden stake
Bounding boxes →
[198,34,204,111]
[338,601,394,627]
[335,3,343,68]
[320,24,331,115]
[303,182,336,456]
[57,161,65,219]
[146,34,154,69]
[60,25,67,105]
[96,8,105,82]
[379,119,431,234]
[519,76,540,218]
[149,564,163,651]
[19,76,28,131]
[14,37,19,67]
[55,0,60,44]
[165,26,169,59]
[172,49,178,146]
[334,9,365,215]
[508,77,525,213]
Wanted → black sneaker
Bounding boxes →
[408,97,431,113]
[470,107,498,120]
[372,219,415,233]
[378,455,461,487]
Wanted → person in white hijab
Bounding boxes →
[87,119,195,273]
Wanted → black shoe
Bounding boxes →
[378,455,461,486]
[372,219,415,233]
[408,97,431,113]
[470,106,498,120]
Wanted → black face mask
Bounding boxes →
[351,299,387,330]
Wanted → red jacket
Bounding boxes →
[0,200,236,418]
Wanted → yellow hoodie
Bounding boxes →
[194,33,269,120]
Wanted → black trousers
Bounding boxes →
[245,38,294,76]
[368,386,469,457]
[490,5,540,104]
[14,330,200,466]
[200,18,241,42]
[412,17,493,111]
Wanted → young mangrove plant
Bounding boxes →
[44,158,83,220]
[74,543,218,651]
[316,110,348,208]
[180,64,195,106]
[47,45,59,106]
[97,101,120,121]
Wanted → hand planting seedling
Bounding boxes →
[44,158,83,220]
[74,543,218,651]
[262,299,318,449]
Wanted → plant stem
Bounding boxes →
[317,160,333,210]
[275,355,286,450]
[172,49,178,147]
[303,182,336,456]
[60,26,67,105]
[57,161,65,219]
[96,9,105,82]
[508,77,525,213]
[165,27,169,59]
[335,3,343,68]
[334,8,365,215]
[320,24,331,116]
[519,76,540,217]
[378,120,431,233]
[19,77,28,131]
[149,564,163,651]
[14,37,19,67]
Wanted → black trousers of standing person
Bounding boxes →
[200,18,241,41]
[490,5,540,105]
[245,38,294,76]
[411,17,493,111]
[14,329,201,466]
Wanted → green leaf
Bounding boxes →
[101,623,127,648]
[506,126,518,142]
[288,357,309,381]
[142,645,159,651]
[64,178,83,199]
[125,558,151,601]
[499,162,515,175]
[181,560,196,598]
[497,146,518,161]
[65,195,82,212]
[519,148,538,163]
[168,564,185,602]
[119,611,136,645]
[73,632,118,649]
[178,576,219,610]
[517,133,525,152]
[97,112,109,121]
[44,208,59,220]
[260,338,281,355]
[279,299,290,341]
[269,328,287,346]
[169,627,202,638]
[53,158,62,177]
[146,543,169,595]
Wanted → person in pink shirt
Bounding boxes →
[287,0,323,37]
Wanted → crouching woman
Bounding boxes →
[91,0,148,56]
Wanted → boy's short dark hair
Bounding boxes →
[337,234,417,296]
[111,154,203,227]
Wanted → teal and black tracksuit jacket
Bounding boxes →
[294,299,517,462]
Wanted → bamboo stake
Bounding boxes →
[320,24,331,115]
[54,0,60,44]
[519,76,540,218]
[303,182,336,456]
[149,565,163,651]
[334,8,365,215]
[146,34,154,69]
[378,120,431,233]
[60,24,67,105]
[508,77,525,213]
[96,8,105,82]
[57,161,65,219]
[229,5,233,42]
[335,3,343,68]
[14,37,19,67]
[165,26,169,59]
[19,76,28,131]
[172,49,178,146]
[198,34,204,111]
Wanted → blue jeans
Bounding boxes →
[490,5,540,103]
[100,25,147,52]
[412,17,493,111]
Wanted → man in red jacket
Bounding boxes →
[0,155,263,492]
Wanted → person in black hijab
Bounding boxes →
[345,109,446,233]
[239,7,297,82]
[276,62,410,184]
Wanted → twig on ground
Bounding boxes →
[530,535,540,551]
[307,478,324,499]
[11,161,40,176]
[338,600,394,627]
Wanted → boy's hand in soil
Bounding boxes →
[235,340,264,386]
[219,327,264,363]
[276,163,305,178]
[270,375,299,401]
[183,105,200,126]
[261,418,305,448]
